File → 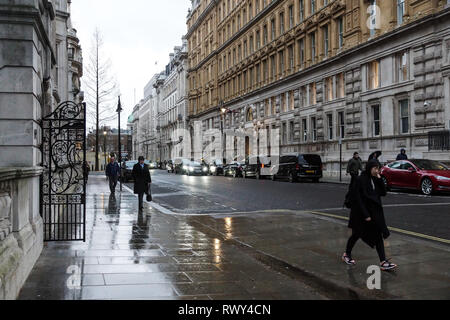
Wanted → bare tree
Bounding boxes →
[84,28,118,171]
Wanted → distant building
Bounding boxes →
[87,128,133,168]
[129,39,189,163]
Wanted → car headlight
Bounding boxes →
[183,165,188,170]
[437,176,450,181]
[210,166,216,172]
[203,167,208,172]
[189,167,194,172]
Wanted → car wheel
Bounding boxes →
[312,178,320,183]
[256,172,260,180]
[243,172,246,179]
[271,174,276,181]
[289,172,297,183]
[421,178,433,195]
[381,176,390,191]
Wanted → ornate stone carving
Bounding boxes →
[0,184,12,241]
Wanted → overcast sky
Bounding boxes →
[71,0,191,129]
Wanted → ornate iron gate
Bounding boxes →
[40,101,87,241]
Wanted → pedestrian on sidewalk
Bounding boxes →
[83,161,90,182]
[368,150,382,163]
[342,159,397,271]
[396,149,408,161]
[132,156,152,211]
[105,156,121,194]
[344,152,363,208]
[346,152,363,187]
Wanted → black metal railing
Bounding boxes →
[429,130,450,151]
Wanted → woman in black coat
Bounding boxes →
[132,156,152,211]
[342,159,397,271]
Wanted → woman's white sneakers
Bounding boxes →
[342,254,398,272]
[380,259,398,271]
[342,253,356,266]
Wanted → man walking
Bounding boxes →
[105,156,121,194]
[347,152,363,188]
[132,156,152,211]
[396,149,408,161]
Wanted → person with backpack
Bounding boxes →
[346,152,363,188]
[342,159,397,271]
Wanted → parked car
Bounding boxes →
[224,162,244,178]
[242,156,271,180]
[270,154,323,183]
[122,160,138,182]
[208,159,225,176]
[144,160,157,170]
[148,161,158,169]
[173,158,192,175]
[380,159,450,195]
[186,161,209,176]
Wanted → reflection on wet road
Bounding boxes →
[18,176,326,300]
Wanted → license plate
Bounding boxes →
[306,170,315,174]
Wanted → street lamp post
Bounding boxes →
[339,137,343,182]
[219,100,226,163]
[116,96,123,192]
[103,129,107,170]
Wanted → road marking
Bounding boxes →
[123,183,450,244]
[307,210,450,245]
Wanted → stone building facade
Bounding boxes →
[186,0,450,174]
[130,40,189,163]
[129,74,159,161]
[0,0,82,299]
[156,40,189,162]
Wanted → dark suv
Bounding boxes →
[270,154,323,183]
[242,156,271,180]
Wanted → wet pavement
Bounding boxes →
[130,170,450,240]
[18,175,450,300]
[18,176,325,300]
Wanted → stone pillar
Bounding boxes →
[0,168,43,300]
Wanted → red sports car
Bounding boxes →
[380,159,450,195]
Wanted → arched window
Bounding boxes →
[246,108,254,122]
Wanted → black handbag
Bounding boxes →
[146,184,152,202]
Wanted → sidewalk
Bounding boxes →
[190,212,450,299]
[18,176,450,300]
[17,176,325,300]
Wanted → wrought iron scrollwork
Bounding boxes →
[40,100,86,241]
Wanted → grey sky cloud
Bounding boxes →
[71,0,191,129]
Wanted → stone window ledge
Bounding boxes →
[0,167,43,183]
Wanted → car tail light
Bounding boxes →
[296,164,300,170]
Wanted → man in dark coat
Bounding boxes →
[346,152,363,187]
[105,156,121,193]
[342,159,397,271]
[132,156,152,211]
[396,149,408,161]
